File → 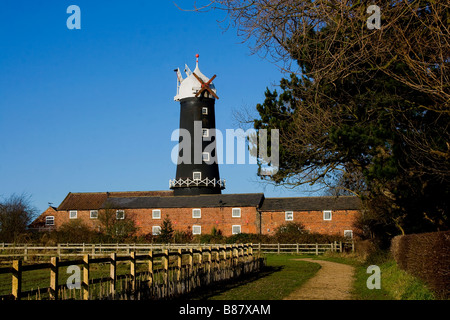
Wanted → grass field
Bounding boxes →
[189,254,321,300]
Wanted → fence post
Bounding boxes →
[82,254,90,300]
[163,249,169,297]
[24,245,28,262]
[57,243,61,257]
[177,248,182,281]
[130,251,136,292]
[12,260,22,300]
[148,250,154,287]
[50,256,59,300]
[207,247,212,282]
[110,252,116,297]
[339,241,342,253]
[315,243,319,255]
[352,240,355,253]
[277,243,280,254]
[198,247,203,266]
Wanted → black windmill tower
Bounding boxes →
[169,54,225,196]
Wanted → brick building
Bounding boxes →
[30,191,361,238]
[29,56,362,239]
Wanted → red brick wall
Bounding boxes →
[260,209,360,237]
[37,207,360,238]
[129,206,259,236]
[47,207,259,237]
[53,209,102,231]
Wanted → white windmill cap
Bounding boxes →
[174,54,218,101]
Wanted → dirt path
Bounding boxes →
[284,258,355,300]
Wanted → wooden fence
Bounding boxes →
[0,241,354,260]
[0,243,264,300]
[257,241,354,254]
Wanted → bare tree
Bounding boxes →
[0,193,37,242]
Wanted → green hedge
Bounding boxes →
[391,230,450,299]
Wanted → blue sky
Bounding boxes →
[0,1,322,214]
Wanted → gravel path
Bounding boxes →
[284,258,355,300]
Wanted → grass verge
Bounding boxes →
[318,251,436,300]
[189,254,321,300]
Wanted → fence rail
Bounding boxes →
[0,243,263,300]
[256,241,354,254]
[0,241,354,260]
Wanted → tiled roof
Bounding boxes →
[57,191,173,210]
[55,191,359,212]
[103,193,265,209]
[259,196,361,211]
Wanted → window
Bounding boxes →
[152,226,161,235]
[193,171,201,181]
[202,107,208,115]
[116,210,125,220]
[344,230,353,239]
[232,208,241,218]
[192,208,201,218]
[323,210,332,221]
[90,210,98,219]
[232,225,241,235]
[202,152,210,162]
[45,216,54,226]
[192,225,201,235]
[202,128,209,138]
[285,211,294,221]
[152,209,161,219]
[69,210,77,219]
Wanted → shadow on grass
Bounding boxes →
[176,265,284,300]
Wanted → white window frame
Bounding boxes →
[232,208,241,218]
[152,226,161,235]
[116,210,125,220]
[192,225,201,235]
[45,216,55,226]
[193,171,201,181]
[232,225,241,235]
[192,208,201,219]
[202,128,209,138]
[344,230,353,239]
[323,210,332,221]
[152,209,161,219]
[202,152,210,162]
[202,107,208,115]
[285,211,294,221]
[69,210,77,219]
[90,210,98,219]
